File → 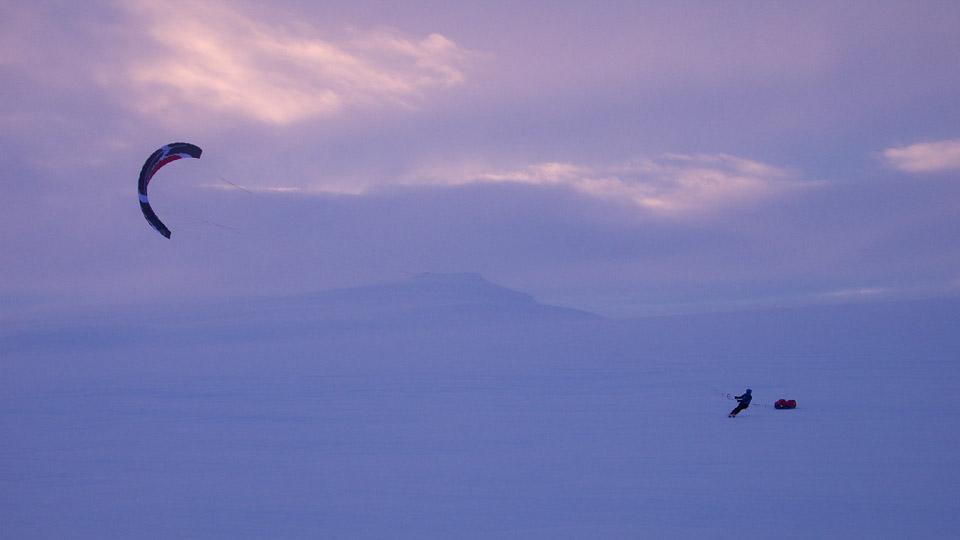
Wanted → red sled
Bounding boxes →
[775,399,797,409]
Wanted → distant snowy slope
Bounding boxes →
[257,272,600,322]
[191,272,601,334]
[1,273,599,352]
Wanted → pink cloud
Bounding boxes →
[883,139,960,173]
[405,154,814,218]
[115,1,473,125]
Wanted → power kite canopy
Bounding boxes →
[138,142,202,238]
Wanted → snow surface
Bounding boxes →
[2,274,959,538]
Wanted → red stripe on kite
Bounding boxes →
[147,155,183,182]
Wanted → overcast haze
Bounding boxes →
[3,0,960,316]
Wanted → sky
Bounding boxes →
[2,0,959,318]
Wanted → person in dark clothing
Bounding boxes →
[729,388,752,417]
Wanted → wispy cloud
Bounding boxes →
[883,139,960,173]
[407,154,812,217]
[818,286,893,301]
[118,1,472,125]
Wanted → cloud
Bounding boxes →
[818,286,893,301]
[117,1,471,125]
[406,154,813,217]
[883,139,960,173]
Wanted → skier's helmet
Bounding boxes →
[746,388,752,393]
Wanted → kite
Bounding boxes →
[138,142,202,238]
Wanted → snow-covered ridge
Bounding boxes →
[299,272,539,309]
[287,272,591,314]
[213,272,601,325]
[2,273,600,352]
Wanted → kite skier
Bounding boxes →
[728,388,752,417]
